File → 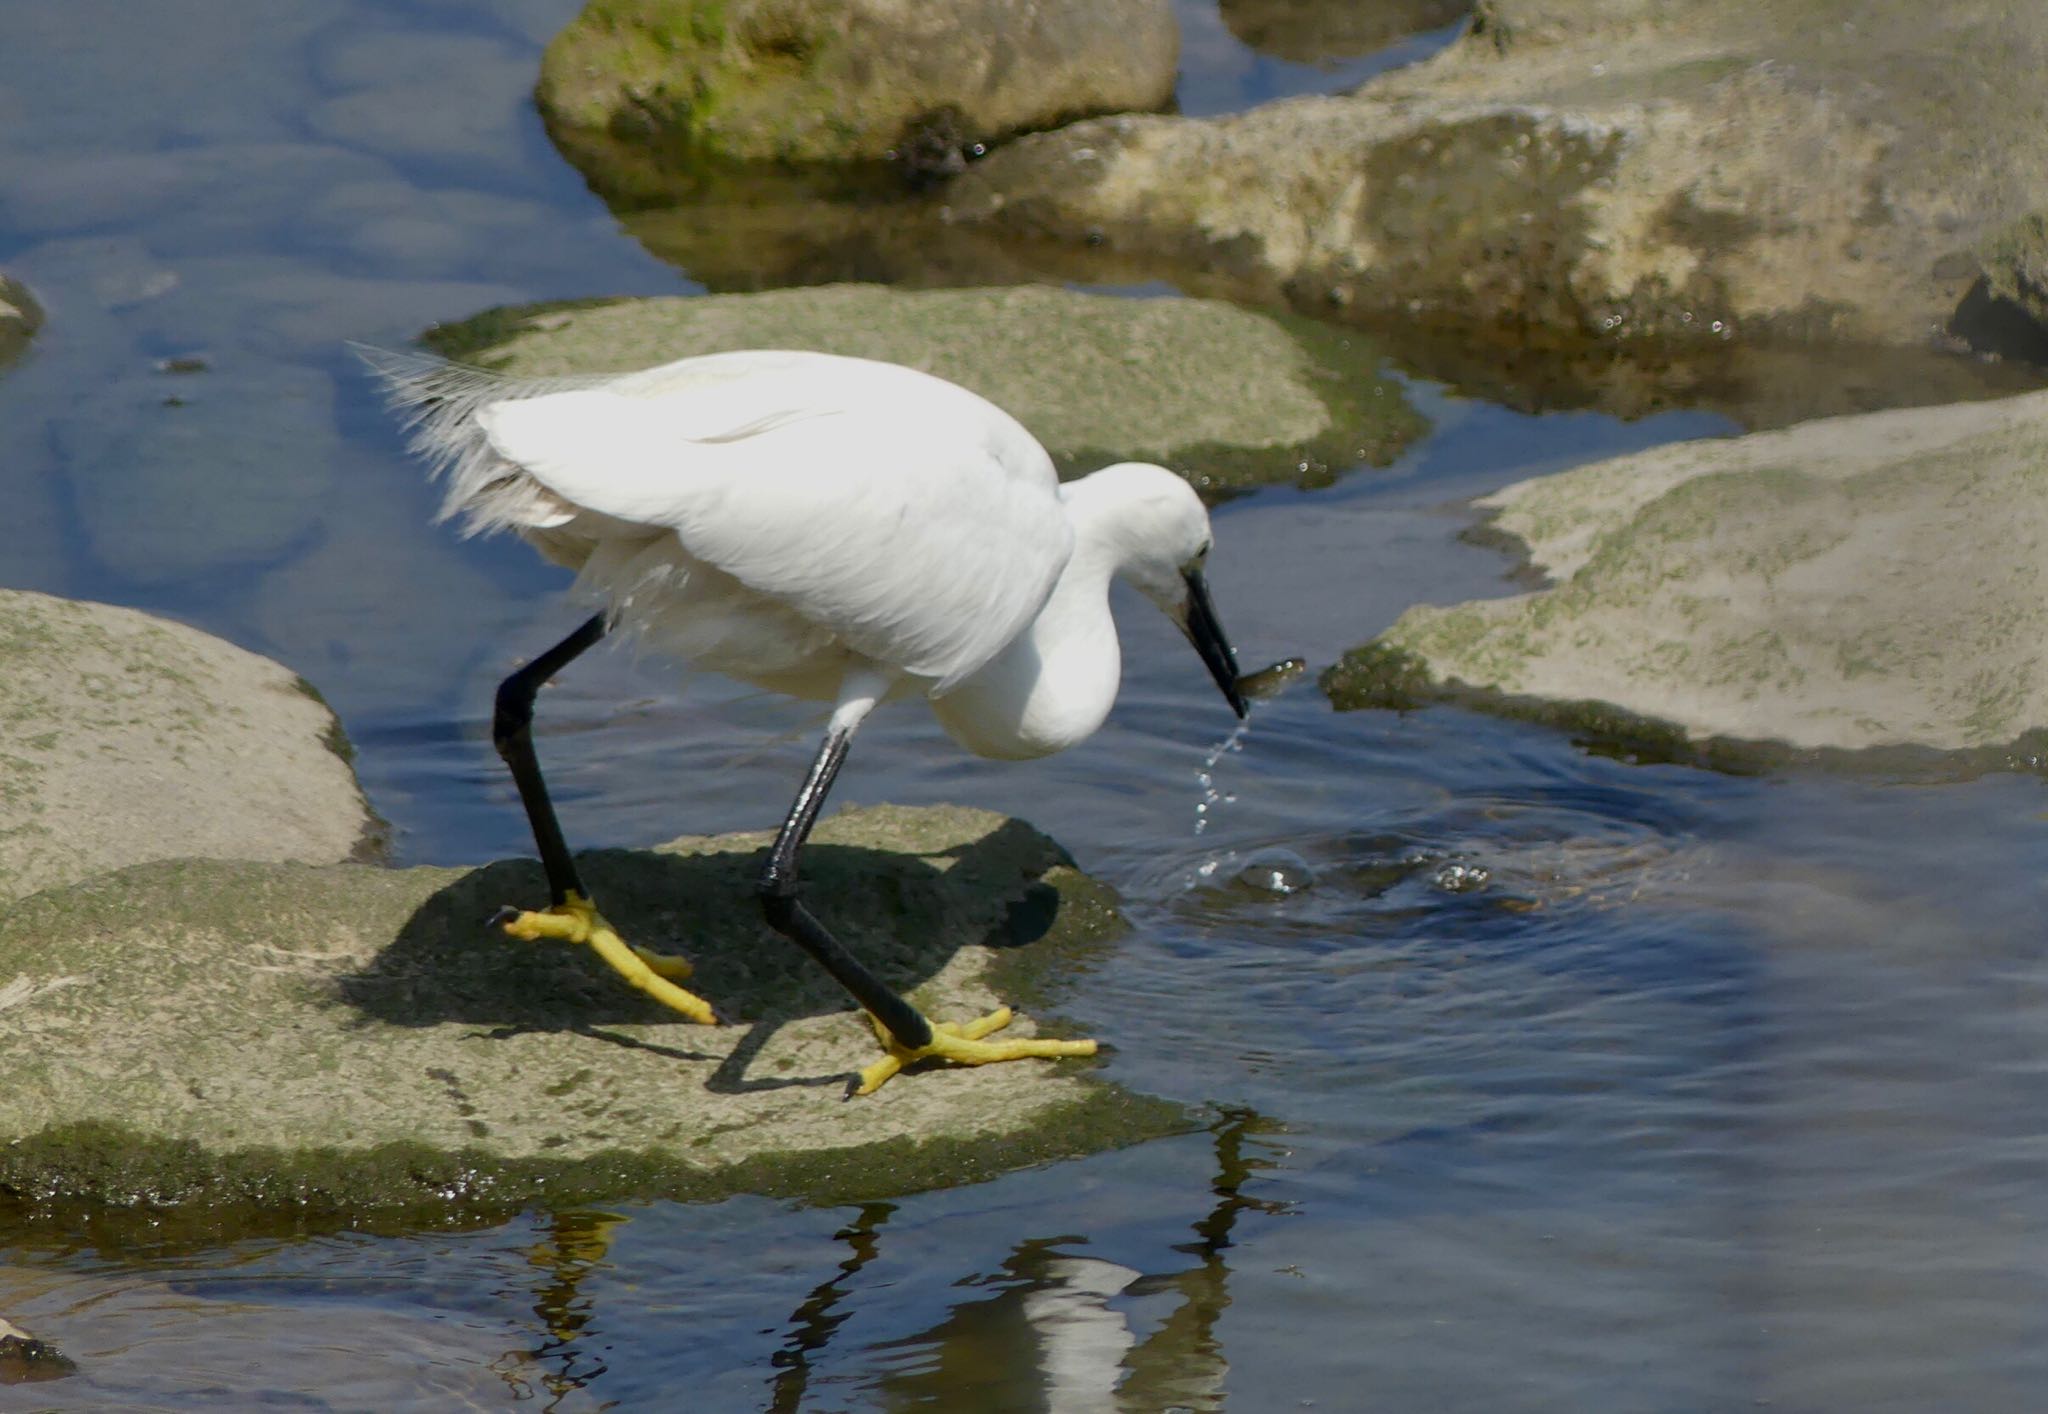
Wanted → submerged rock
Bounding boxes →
[1327,389,2048,763]
[535,0,1178,168]
[0,590,375,905]
[0,274,39,369]
[421,283,1426,493]
[51,361,339,585]
[0,804,1176,1214]
[947,0,2048,358]
[0,1313,75,1385]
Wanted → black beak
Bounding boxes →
[1183,568,1248,718]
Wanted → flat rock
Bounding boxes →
[0,591,374,904]
[1325,389,2048,761]
[535,0,1178,167]
[0,804,1176,1214]
[946,0,2048,356]
[421,283,1424,493]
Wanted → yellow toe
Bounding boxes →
[854,1006,1097,1095]
[500,891,716,1026]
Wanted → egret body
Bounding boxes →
[366,346,1248,1092]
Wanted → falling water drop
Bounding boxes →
[1193,719,1251,837]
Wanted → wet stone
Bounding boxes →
[420,284,1427,494]
[1340,388,2048,762]
[0,804,1182,1215]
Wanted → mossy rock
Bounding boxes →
[535,0,1177,168]
[1324,388,2048,774]
[420,284,1426,495]
[0,804,1184,1224]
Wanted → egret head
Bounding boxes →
[1086,463,1249,719]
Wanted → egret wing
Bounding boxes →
[478,375,1072,689]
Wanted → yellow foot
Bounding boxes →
[498,891,717,1025]
[854,1006,1097,1096]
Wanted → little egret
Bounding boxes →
[364,345,1253,1094]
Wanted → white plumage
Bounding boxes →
[361,341,1256,1088]
[363,346,1243,761]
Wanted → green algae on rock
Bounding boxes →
[420,284,1425,494]
[535,0,1177,169]
[0,804,1182,1216]
[948,0,2048,360]
[1325,388,2048,769]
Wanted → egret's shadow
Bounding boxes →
[336,819,1086,1064]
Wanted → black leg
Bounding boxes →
[757,726,935,1052]
[493,613,606,904]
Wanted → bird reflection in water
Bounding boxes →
[493,1208,625,1407]
[490,1111,1286,1408]
[782,1108,1290,1411]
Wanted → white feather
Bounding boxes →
[361,344,1227,756]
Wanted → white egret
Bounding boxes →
[362,345,1252,1094]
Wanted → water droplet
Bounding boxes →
[1432,861,1490,893]
[1193,720,1251,835]
[1236,848,1315,895]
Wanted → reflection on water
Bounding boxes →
[504,1112,1292,1412]
[504,1209,626,1404]
[7,0,2048,1409]
[866,1110,1285,1413]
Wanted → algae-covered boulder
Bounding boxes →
[0,804,1175,1213]
[0,590,374,905]
[422,283,1424,493]
[1326,389,2048,763]
[535,0,1178,168]
[948,0,2048,356]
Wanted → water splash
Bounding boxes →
[1192,720,1251,838]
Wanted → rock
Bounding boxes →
[1961,211,2048,364]
[1324,389,2048,762]
[0,804,1178,1213]
[0,274,39,368]
[1218,0,1467,63]
[535,0,1179,167]
[0,1313,75,1385]
[0,589,375,905]
[51,361,338,585]
[421,283,1426,493]
[946,0,2048,357]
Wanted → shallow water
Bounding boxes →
[6,3,2048,1410]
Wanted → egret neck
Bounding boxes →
[929,480,1132,761]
